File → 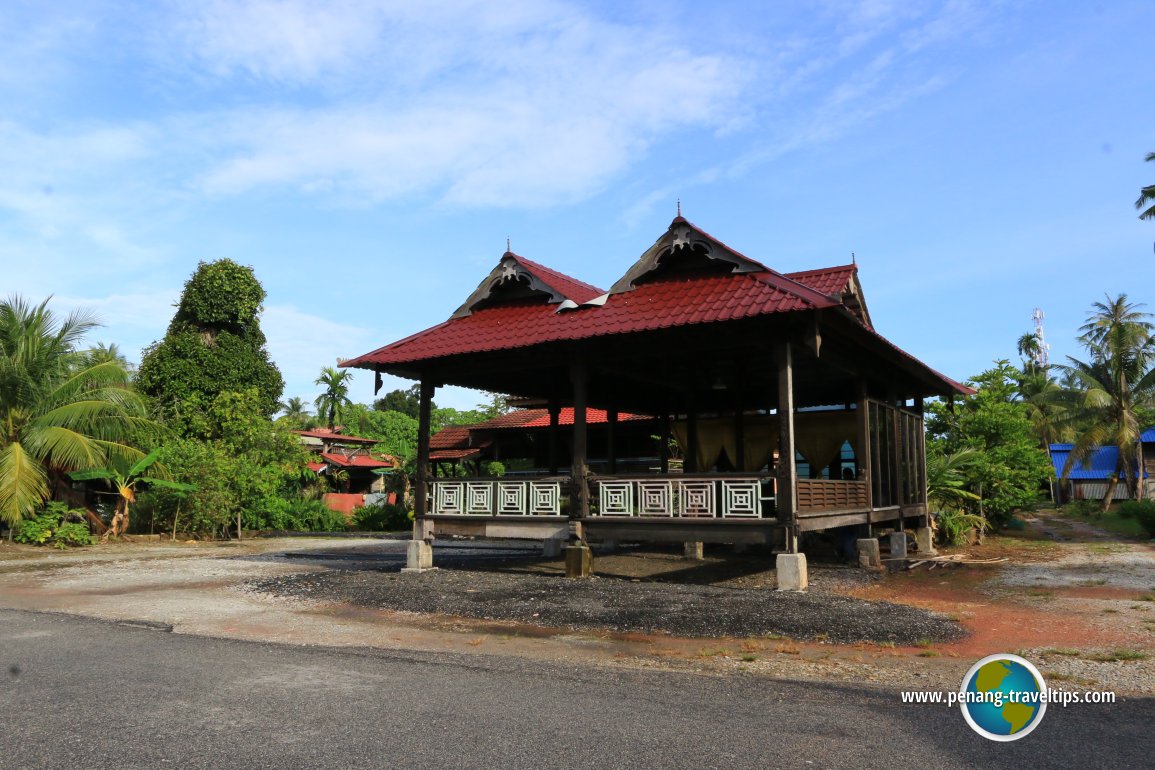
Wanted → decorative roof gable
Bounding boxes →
[451,252,604,319]
[609,217,770,294]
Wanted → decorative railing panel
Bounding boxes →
[430,480,563,516]
[796,479,869,512]
[594,477,772,519]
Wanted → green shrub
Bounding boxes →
[1124,501,1155,537]
[934,509,988,547]
[1064,499,1101,518]
[14,503,93,548]
[1115,500,1154,520]
[484,461,506,477]
[352,503,412,531]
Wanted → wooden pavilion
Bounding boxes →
[343,216,972,583]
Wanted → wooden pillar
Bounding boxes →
[686,402,700,473]
[857,380,873,511]
[775,341,797,548]
[415,378,435,534]
[659,411,671,474]
[607,408,619,475]
[547,400,560,475]
[734,397,746,472]
[570,361,590,521]
[915,397,927,505]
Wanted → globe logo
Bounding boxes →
[959,653,1047,741]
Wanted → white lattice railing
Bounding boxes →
[431,480,563,516]
[593,477,774,519]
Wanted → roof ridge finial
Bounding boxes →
[851,251,856,265]
[507,237,511,254]
[676,198,681,217]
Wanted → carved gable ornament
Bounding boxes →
[609,218,768,294]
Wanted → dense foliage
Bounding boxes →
[137,260,283,434]
[14,502,93,548]
[926,361,1053,529]
[0,296,157,526]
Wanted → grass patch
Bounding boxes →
[916,638,934,649]
[917,650,940,657]
[740,654,757,662]
[1139,594,1155,602]
[1088,649,1148,662]
[1103,608,1120,614]
[1041,648,1083,657]
[1057,505,1147,540]
[1044,671,1098,686]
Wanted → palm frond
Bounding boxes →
[0,442,49,525]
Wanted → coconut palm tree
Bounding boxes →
[0,296,158,529]
[71,449,193,541]
[1136,151,1155,221]
[1057,295,1155,508]
[313,367,352,430]
[277,396,312,428]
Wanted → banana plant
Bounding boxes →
[72,449,195,542]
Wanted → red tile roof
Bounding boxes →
[320,452,398,469]
[784,264,856,296]
[476,407,650,430]
[430,448,484,462]
[430,425,473,449]
[345,269,839,367]
[513,254,605,304]
[295,429,380,444]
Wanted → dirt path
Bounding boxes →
[1,524,1152,695]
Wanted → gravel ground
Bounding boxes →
[244,567,965,644]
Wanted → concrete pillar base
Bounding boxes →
[683,541,704,560]
[914,526,937,556]
[565,545,593,578]
[401,540,435,573]
[542,538,563,559]
[888,531,908,572]
[775,553,808,591]
[856,538,881,568]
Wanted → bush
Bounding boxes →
[934,509,988,547]
[14,503,93,548]
[352,503,412,532]
[1064,499,1101,518]
[1119,500,1155,537]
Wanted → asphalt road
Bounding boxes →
[0,609,1150,769]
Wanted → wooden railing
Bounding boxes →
[796,479,868,512]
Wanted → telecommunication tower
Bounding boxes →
[1031,308,1050,369]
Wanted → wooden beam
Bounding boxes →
[570,361,590,521]
[415,378,435,528]
[548,400,560,475]
[858,381,873,511]
[659,411,670,474]
[775,340,797,547]
[607,408,618,475]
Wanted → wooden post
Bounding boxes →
[734,396,746,472]
[659,411,671,474]
[607,408,618,475]
[858,380,873,512]
[415,378,435,531]
[775,341,797,548]
[548,400,560,475]
[686,401,700,473]
[570,361,590,521]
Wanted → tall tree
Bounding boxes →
[1136,151,1155,221]
[0,296,157,528]
[1057,294,1155,507]
[277,396,312,429]
[137,259,283,435]
[373,385,422,418]
[314,367,353,430]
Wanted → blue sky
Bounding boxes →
[3,0,1153,410]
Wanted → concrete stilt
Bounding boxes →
[683,541,704,560]
[565,545,593,578]
[856,538,881,568]
[914,526,937,556]
[775,552,808,591]
[401,540,434,573]
[888,531,907,572]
